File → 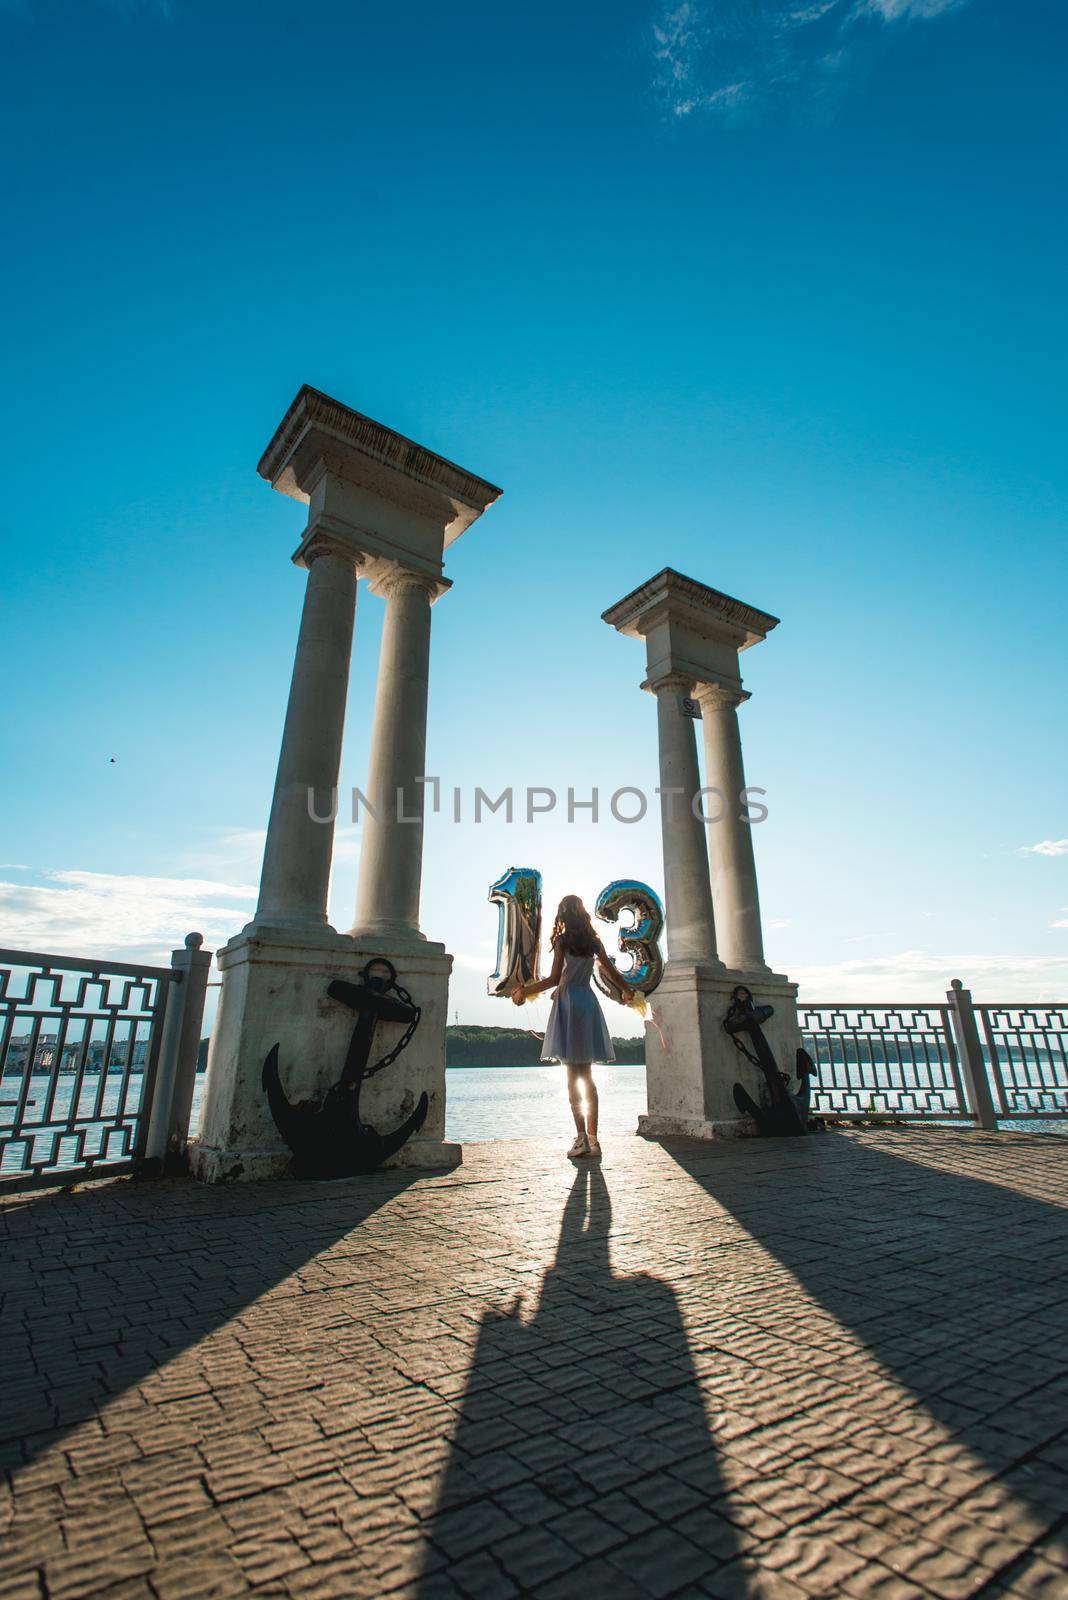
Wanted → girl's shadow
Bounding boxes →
[416,1163,739,1594]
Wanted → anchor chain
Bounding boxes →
[365,978,421,1078]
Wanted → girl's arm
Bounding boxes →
[512,940,564,1002]
[595,940,636,1004]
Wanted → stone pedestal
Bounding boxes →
[640,966,801,1140]
[189,927,459,1183]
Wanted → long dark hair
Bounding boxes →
[550,894,599,958]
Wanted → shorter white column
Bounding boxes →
[696,683,769,974]
[651,673,721,968]
[255,540,357,931]
[351,568,439,942]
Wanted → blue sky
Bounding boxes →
[1,0,1066,1027]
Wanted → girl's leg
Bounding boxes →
[586,1072,599,1141]
[566,1064,588,1133]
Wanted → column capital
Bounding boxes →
[292,528,369,571]
[259,384,502,553]
[642,670,695,697]
[368,561,451,604]
[695,680,751,712]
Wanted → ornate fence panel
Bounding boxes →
[800,1003,971,1120]
[0,949,175,1190]
[979,1005,1068,1119]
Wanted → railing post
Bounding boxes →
[145,933,212,1172]
[947,978,998,1130]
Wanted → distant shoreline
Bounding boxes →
[0,1024,647,1081]
[445,1059,645,1070]
[445,1023,644,1068]
[0,1059,648,1085]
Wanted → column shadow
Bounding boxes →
[416,1164,742,1598]
[0,1170,418,1479]
[663,1132,1068,1554]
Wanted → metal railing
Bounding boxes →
[802,983,1068,1125]
[0,935,211,1192]
[981,1003,1068,1119]
[799,1001,970,1120]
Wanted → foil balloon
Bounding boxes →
[487,867,542,997]
[593,878,665,998]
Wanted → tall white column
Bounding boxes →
[696,683,769,974]
[255,541,357,930]
[351,568,438,942]
[651,673,721,968]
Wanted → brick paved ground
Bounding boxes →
[2,1128,1068,1600]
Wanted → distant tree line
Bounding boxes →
[445,1025,644,1067]
[197,1027,645,1071]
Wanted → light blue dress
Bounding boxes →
[541,950,616,1065]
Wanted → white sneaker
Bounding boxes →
[586,1139,602,1159]
[568,1133,589,1159]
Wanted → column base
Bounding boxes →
[642,963,801,1137]
[189,1136,463,1185]
[637,1112,758,1141]
[189,927,458,1184]
[722,963,781,984]
[348,921,431,951]
[236,915,348,947]
[385,1136,463,1171]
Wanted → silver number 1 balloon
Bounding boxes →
[593,878,665,997]
[486,867,543,997]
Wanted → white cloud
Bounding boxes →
[652,0,974,120]
[1020,840,1068,858]
[793,948,1068,1003]
[859,0,965,18]
[0,869,254,965]
[0,802,365,971]
[652,3,707,116]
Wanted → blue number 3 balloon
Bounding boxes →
[593,879,664,998]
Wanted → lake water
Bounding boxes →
[440,1065,648,1142]
[183,1066,648,1144]
[0,1066,650,1177]
[5,1062,1064,1181]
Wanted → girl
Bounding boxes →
[512,894,635,1159]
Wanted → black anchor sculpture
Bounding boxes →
[724,984,818,1137]
[263,957,429,1179]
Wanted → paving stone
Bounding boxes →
[1,1129,1067,1600]
[428,1502,523,1563]
[546,1503,629,1557]
[604,1522,717,1597]
[447,1549,519,1600]
[990,1552,1068,1598]
[493,1524,581,1589]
